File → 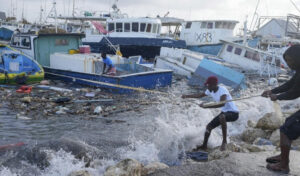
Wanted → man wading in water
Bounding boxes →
[262,44,300,174]
[182,76,239,151]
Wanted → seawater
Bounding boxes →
[1,81,299,176]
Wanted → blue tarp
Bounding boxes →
[188,58,246,89]
[0,27,13,40]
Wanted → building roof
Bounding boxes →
[258,18,298,33]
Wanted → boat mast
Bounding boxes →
[249,0,260,32]
[72,0,75,17]
[46,0,58,33]
[243,17,248,46]
[39,5,44,24]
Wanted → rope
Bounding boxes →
[202,95,261,108]
[45,71,169,95]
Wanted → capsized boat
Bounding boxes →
[0,44,44,84]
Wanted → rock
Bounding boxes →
[241,143,265,152]
[253,138,273,146]
[226,143,244,153]
[142,162,169,175]
[269,129,280,146]
[21,97,32,103]
[241,128,270,143]
[94,106,103,114]
[104,158,142,176]
[247,120,256,128]
[149,151,300,176]
[208,149,231,161]
[68,170,91,176]
[256,112,282,131]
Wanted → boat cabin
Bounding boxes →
[180,20,238,46]
[10,33,85,67]
[106,17,161,38]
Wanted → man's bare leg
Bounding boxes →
[267,133,291,173]
[193,127,211,151]
[220,114,227,151]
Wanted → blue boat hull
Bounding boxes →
[187,44,223,56]
[43,67,172,93]
[0,28,13,41]
[188,58,246,90]
[83,37,186,59]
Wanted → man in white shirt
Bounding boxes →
[182,76,239,151]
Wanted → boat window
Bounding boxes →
[215,22,222,29]
[252,52,260,61]
[108,23,115,32]
[200,22,207,28]
[124,23,130,32]
[226,22,232,29]
[244,50,254,59]
[146,24,152,32]
[152,24,157,33]
[20,37,31,48]
[11,36,21,46]
[234,48,242,55]
[185,22,192,29]
[220,22,226,29]
[55,39,69,46]
[207,22,213,29]
[226,45,233,52]
[275,58,281,67]
[157,24,161,34]
[140,23,146,32]
[132,22,139,32]
[230,23,236,29]
[116,23,123,32]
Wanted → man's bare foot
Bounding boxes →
[192,145,207,151]
[220,143,226,151]
[266,162,290,174]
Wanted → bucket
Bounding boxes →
[69,49,79,54]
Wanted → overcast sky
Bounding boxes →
[1,0,300,32]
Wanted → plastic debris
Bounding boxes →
[94,106,103,114]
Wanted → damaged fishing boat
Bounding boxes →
[10,33,172,93]
[0,44,44,84]
[218,40,287,76]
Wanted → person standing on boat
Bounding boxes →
[261,44,300,174]
[181,76,239,151]
[101,52,116,76]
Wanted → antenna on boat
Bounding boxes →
[46,0,58,33]
[243,16,248,46]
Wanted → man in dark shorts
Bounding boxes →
[182,76,239,151]
[262,44,300,174]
